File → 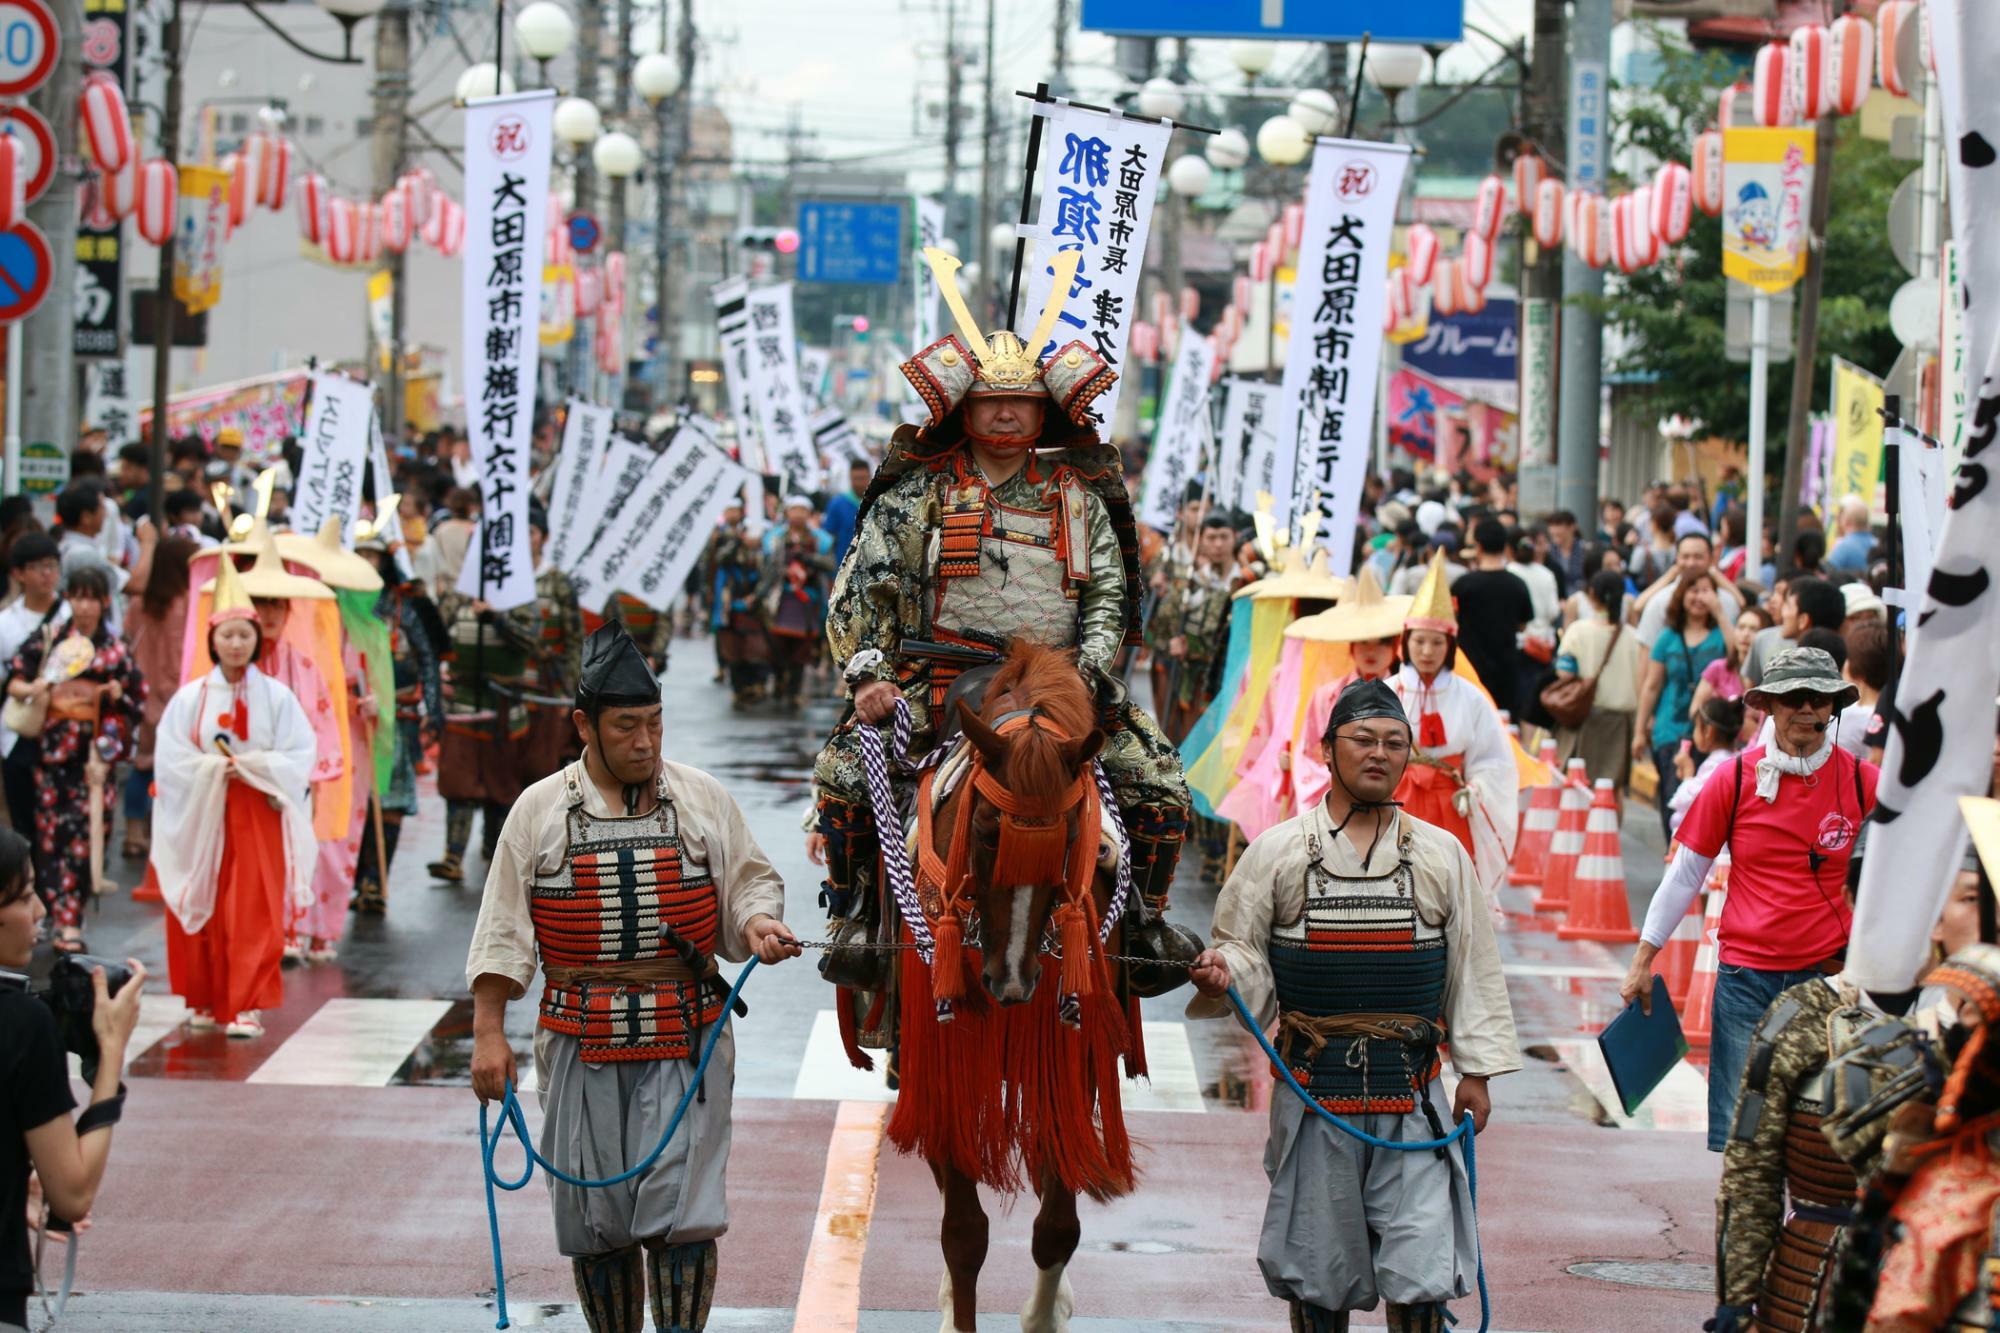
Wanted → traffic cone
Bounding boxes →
[1680,856,1731,1051]
[1658,875,1705,1008]
[1510,740,1562,886]
[1557,779,1639,942]
[1534,759,1591,913]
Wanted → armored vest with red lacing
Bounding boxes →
[528,763,725,1064]
[1267,816,1448,1116]
[907,456,1095,710]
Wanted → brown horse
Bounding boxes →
[891,640,1139,1333]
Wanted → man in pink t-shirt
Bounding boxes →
[1619,647,1878,1151]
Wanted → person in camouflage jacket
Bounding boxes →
[1147,513,1242,744]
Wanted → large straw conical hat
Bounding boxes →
[207,553,255,626]
[1231,544,1301,601]
[1248,546,1348,603]
[1286,565,1414,643]
[1403,549,1456,635]
[274,516,384,593]
[203,527,333,602]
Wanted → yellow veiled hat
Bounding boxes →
[207,551,255,626]
[1246,547,1348,603]
[203,528,334,602]
[274,516,385,593]
[1286,565,1414,643]
[1404,549,1456,635]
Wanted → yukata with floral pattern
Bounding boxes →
[7,628,145,929]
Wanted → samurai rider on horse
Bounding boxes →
[810,247,1204,1333]
[810,245,1201,1059]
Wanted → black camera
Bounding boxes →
[7,941,133,1080]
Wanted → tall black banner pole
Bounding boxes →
[1006,82,1053,330]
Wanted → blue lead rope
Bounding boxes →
[475,961,1488,1333]
[477,957,761,1330]
[1223,983,1492,1333]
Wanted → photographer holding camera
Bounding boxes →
[0,827,143,1331]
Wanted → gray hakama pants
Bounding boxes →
[1257,1076,1478,1313]
[534,1026,736,1258]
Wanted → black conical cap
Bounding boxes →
[577,622,660,712]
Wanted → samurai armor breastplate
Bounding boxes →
[931,473,1084,652]
[1267,825,1447,1116]
[1754,1067,1860,1332]
[528,765,725,1064]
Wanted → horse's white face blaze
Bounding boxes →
[986,885,1038,1005]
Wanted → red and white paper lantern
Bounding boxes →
[356,201,382,265]
[1264,219,1286,263]
[381,185,411,254]
[1628,186,1662,267]
[1220,302,1242,343]
[1130,321,1159,363]
[1512,152,1543,216]
[1789,25,1831,122]
[79,74,133,173]
[1248,239,1272,283]
[324,196,358,264]
[136,159,175,246]
[1828,14,1875,116]
[1571,192,1608,270]
[1150,289,1172,333]
[604,251,627,309]
[1461,229,1495,290]
[1692,131,1725,216]
[440,199,466,258]
[1281,200,1305,251]
[0,138,25,233]
[1179,285,1200,321]
[1651,162,1692,245]
[1534,178,1565,250]
[576,265,601,317]
[1717,81,1750,130]
[103,152,139,220]
[295,173,327,245]
[421,192,449,250]
[1457,264,1487,314]
[1405,223,1439,287]
[1432,256,1460,317]
[400,169,433,227]
[1753,42,1794,127]
[1608,196,1633,273]
[257,137,291,210]
[1232,273,1252,316]
[1877,1,1917,98]
[1472,173,1507,240]
[223,152,251,231]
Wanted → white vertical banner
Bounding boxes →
[459,90,554,610]
[619,437,755,611]
[1218,377,1278,513]
[713,276,763,464]
[745,283,822,495]
[366,411,414,580]
[1274,138,1411,573]
[543,400,612,573]
[1849,0,2000,991]
[1894,425,1950,617]
[913,195,947,353]
[1940,238,1968,473]
[570,426,709,616]
[1517,299,1559,471]
[811,406,868,468]
[1017,103,1174,432]
[1138,331,1218,532]
[798,346,831,406]
[564,435,652,577]
[291,371,375,541]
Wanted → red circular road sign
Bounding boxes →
[0,0,59,99]
[0,220,52,324]
[0,105,56,204]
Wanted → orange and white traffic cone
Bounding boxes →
[1680,856,1730,1050]
[1534,759,1591,914]
[1658,875,1705,1008]
[1510,739,1562,887]
[1557,779,1639,942]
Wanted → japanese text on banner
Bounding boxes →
[459,90,554,610]
[713,276,765,468]
[1272,139,1411,574]
[543,401,613,574]
[1139,331,1217,532]
[1218,378,1278,514]
[291,372,375,541]
[1018,103,1173,431]
[913,195,947,355]
[745,284,821,494]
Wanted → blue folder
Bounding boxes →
[1596,975,1689,1116]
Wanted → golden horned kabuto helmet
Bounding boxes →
[900,246,1117,435]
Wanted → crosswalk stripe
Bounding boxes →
[246,998,455,1086]
[790,1100,886,1333]
[1544,1038,1708,1132]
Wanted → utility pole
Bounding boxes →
[1516,0,1566,514]
[1051,0,1069,93]
[145,0,183,526]
[370,2,410,446]
[609,0,632,252]
[1556,0,1610,519]
[1776,110,1839,565]
[942,0,961,243]
[572,0,602,398]
[662,0,693,406]
[25,0,82,470]
[977,0,996,322]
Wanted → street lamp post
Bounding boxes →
[633,48,681,410]
[514,1,577,88]
[592,131,642,401]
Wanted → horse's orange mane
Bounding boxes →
[981,640,1095,797]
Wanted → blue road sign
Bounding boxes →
[569,213,601,254]
[797,201,903,286]
[0,220,51,324]
[1401,298,1519,385]
[1080,0,1462,45]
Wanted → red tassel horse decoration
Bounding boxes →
[897,641,1136,1333]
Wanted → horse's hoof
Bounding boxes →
[938,1272,967,1333]
[1020,1267,1074,1333]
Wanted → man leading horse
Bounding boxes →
[812,248,1196,1042]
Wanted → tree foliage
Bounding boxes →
[1585,33,1905,446]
